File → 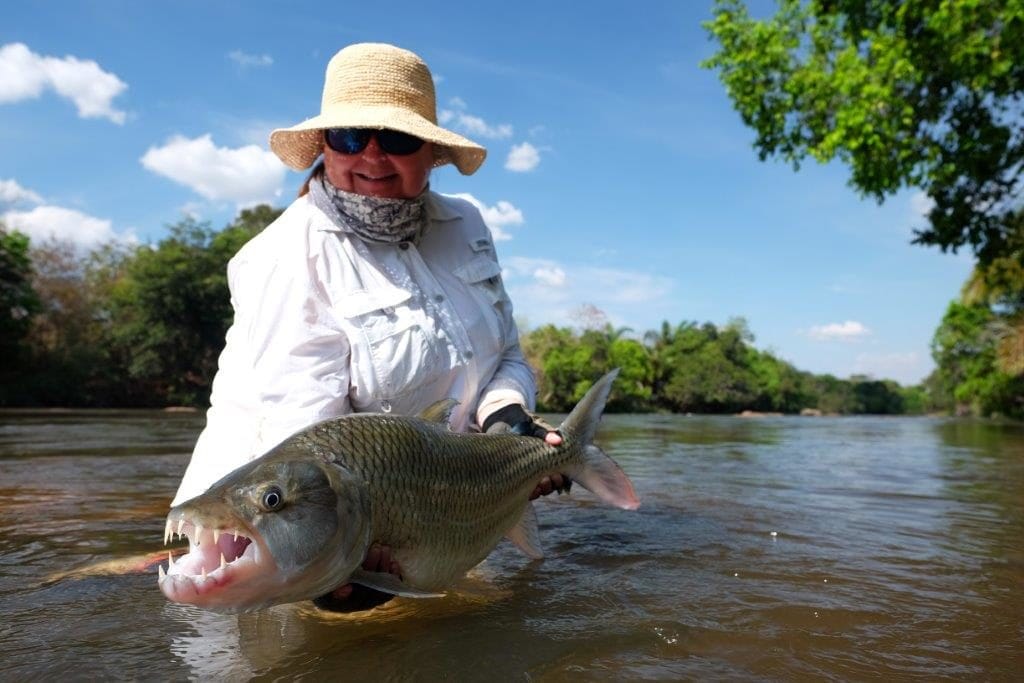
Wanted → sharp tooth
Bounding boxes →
[233,530,239,542]
[176,519,184,538]
[213,528,220,544]
[164,519,172,546]
[195,524,204,546]
[168,551,174,567]
[220,553,227,570]
[159,564,166,581]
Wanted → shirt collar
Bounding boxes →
[425,192,461,222]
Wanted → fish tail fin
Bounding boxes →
[559,369,640,510]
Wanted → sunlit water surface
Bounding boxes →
[1,410,1022,680]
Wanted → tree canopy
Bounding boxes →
[703,0,1024,263]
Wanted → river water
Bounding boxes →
[0,410,1021,680]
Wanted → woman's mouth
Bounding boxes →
[355,172,396,183]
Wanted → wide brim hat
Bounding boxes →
[270,43,486,175]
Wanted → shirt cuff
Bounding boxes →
[475,388,529,429]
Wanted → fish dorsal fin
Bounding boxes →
[350,569,445,598]
[505,502,544,559]
[418,399,459,425]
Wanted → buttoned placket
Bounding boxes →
[395,240,480,420]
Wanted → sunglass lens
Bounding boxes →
[325,128,372,154]
[376,130,425,155]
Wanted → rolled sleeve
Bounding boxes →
[171,226,351,506]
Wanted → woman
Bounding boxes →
[171,43,565,607]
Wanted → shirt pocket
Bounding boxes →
[453,255,509,344]
[336,287,445,401]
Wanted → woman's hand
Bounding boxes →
[328,543,400,600]
[483,404,570,499]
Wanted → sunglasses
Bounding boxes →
[324,128,426,156]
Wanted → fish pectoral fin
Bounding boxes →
[350,569,446,598]
[505,502,544,560]
[417,398,459,425]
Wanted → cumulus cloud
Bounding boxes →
[910,191,934,219]
[0,42,127,124]
[503,257,672,304]
[533,264,567,287]
[3,205,136,249]
[140,134,287,207]
[447,193,524,241]
[807,320,871,341]
[228,50,273,67]
[438,98,512,139]
[0,178,43,206]
[505,142,541,172]
[851,351,927,385]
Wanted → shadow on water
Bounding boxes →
[0,410,1022,680]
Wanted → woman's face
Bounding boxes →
[323,134,434,199]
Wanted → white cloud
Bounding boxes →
[533,265,566,287]
[438,99,512,139]
[447,193,524,241]
[0,179,43,207]
[807,320,871,341]
[228,50,273,67]
[3,204,135,248]
[852,351,928,385]
[500,256,675,333]
[0,42,127,124]
[140,134,287,207]
[505,142,541,172]
[910,191,934,219]
[503,257,672,304]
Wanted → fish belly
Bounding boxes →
[339,419,569,590]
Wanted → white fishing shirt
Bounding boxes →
[172,191,536,506]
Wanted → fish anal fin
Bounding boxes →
[572,445,640,510]
[505,502,544,559]
[418,399,459,425]
[350,569,446,598]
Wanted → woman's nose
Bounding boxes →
[360,135,388,161]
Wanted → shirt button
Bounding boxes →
[465,350,474,360]
[434,294,444,303]
[399,242,410,250]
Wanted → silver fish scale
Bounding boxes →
[295,414,577,588]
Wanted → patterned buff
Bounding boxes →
[310,172,428,244]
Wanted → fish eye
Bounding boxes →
[261,486,285,512]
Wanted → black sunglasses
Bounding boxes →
[324,128,426,156]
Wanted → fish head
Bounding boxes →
[159,447,371,612]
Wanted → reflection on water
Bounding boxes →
[1,410,1022,680]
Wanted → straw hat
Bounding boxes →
[270,43,486,175]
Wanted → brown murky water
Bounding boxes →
[1,410,1022,680]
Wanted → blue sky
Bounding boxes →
[2,1,974,385]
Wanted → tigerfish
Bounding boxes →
[158,369,639,612]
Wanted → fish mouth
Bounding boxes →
[157,515,271,607]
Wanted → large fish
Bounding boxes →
[158,370,639,612]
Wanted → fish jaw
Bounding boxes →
[158,512,283,612]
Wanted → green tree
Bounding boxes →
[607,336,653,411]
[108,207,277,406]
[703,0,1024,263]
[0,226,40,403]
[23,238,123,404]
[931,300,1023,417]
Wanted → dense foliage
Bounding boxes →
[1,226,41,403]
[2,207,280,407]
[703,0,1024,264]
[520,317,921,415]
[2,204,1017,417]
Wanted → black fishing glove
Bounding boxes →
[483,404,571,494]
[482,404,554,439]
